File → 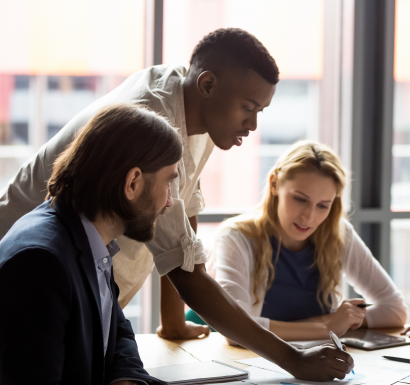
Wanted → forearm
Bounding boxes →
[158,215,198,337]
[159,275,187,337]
[167,264,299,372]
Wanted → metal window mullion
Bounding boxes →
[28,75,47,150]
[349,0,366,233]
[148,0,163,333]
[379,0,396,270]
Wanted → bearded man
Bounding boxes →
[0,104,181,385]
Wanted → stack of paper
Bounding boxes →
[146,360,249,384]
[235,353,410,385]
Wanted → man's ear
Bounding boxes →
[124,167,143,201]
[197,71,218,98]
[270,172,278,196]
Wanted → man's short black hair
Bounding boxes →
[189,28,279,85]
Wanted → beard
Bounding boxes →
[123,183,166,243]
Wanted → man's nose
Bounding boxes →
[166,189,174,208]
[247,112,258,132]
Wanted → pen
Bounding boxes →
[383,356,410,364]
[357,303,373,308]
[329,331,355,375]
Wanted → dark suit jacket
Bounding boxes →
[0,200,159,385]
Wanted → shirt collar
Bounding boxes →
[80,214,120,270]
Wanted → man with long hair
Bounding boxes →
[0,104,181,384]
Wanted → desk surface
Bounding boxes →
[135,329,410,384]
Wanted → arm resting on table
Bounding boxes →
[166,263,298,370]
[157,215,210,340]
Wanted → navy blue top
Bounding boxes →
[261,237,330,321]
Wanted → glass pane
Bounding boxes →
[164,0,323,213]
[0,75,29,146]
[391,219,410,310]
[197,222,220,257]
[392,0,410,211]
[0,0,145,192]
[0,0,146,329]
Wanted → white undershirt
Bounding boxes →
[214,218,408,329]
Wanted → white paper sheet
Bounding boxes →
[235,354,410,385]
[289,340,332,349]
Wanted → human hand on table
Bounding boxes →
[157,320,210,340]
[400,325,410,335]
[289,344,354,382]
[324,299,366,336]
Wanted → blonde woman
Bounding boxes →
[212,140,408,341]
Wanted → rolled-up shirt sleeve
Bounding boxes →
[145,176,207,276]
[185,179,205,218]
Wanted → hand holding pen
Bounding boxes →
[330,331,355,375]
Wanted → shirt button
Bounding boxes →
[103,258,108,263]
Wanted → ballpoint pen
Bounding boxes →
[357,303,373,308]
[330,331,355,375]
[382,356,410,364]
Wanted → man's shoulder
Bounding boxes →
[131,64,187,122]
[0,201,76,267]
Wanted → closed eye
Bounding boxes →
[318,203,330,210]
[295,197,306,203]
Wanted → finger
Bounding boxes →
[332,368,350,380]
[346,298,366,305]
[330,358,352,378]
[191,324,210,338]
[400,327,410,335]
[332,348,354,367]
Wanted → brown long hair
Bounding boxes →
[222,140,347,307]
[47,103,182,221]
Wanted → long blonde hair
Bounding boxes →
[222,140,347,308]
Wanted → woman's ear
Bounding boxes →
[270,173,278,196]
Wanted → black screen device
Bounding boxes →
[340,329,410,350]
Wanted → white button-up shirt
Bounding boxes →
[0,65,215,307]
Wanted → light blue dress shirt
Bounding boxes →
[80,214,120,356]
[80,215,147,385]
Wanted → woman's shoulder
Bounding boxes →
[340,218,360,245]
[339,217,368,263]
[217,226,254,247]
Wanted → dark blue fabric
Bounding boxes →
[0,200,159,385]
[261,237,330,322]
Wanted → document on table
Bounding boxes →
[289,339,331,349]
[235,353,410,385]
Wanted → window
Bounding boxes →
[164,0,325,214]
[392,0,410,212]
[0,0,146,332]
[390,0,410,310]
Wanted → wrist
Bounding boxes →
[157,321,186,339]
[274,341,301,374]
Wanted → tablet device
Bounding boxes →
[340,329,410,350]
